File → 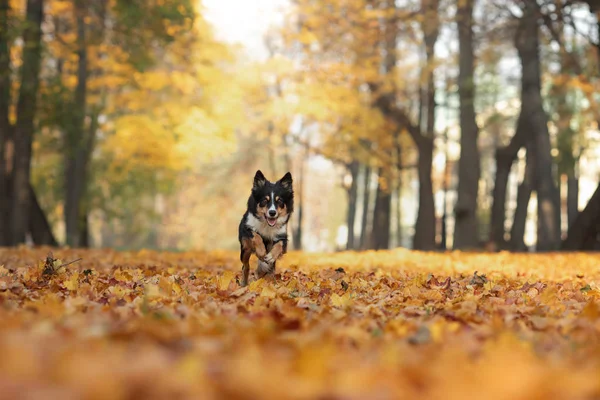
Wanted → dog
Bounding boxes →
[238,170,294,286]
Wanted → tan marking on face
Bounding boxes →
[277,202,288,217]
[256,195,270,216]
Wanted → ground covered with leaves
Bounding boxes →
[1,248,600,399]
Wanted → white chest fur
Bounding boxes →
[245,213,287,240]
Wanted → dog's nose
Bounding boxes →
[268,209,277,217]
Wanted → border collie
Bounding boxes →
[238,170,294,286]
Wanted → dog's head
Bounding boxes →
[249,170,294,227]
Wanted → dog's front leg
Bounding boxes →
[251,232,267,260]
[263,241,284,266]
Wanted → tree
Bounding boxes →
[490,1,561,251]
[0,0,10,245]
[11,0,44,245]
[346,161,360,250]
[454,0,481,249]
[517,2,560,251]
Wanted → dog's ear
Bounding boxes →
[253,170,267,190]
[279,172,293,190]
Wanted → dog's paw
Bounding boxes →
[256,260,274,278]
[263,253,275,265]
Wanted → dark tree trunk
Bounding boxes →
[510,142,535,251]
[454,0,481,249]
[29,185,58,246]
[292,156,304,250]
[395,139,403,247]
[490,111,528,249]
[413,137,436,250]
[0,0,10,246]
[371,168,391,250]
[11,0,44,245]
[65,0,89,247]
[410,0,438,251]
[567,176,579,229]
[562,183,600,250]
[359,164,371,249]
[346,161,359,250]
[366,1,397,250]
[516,2,561,251]
[440,139,450,250]
[79,212,89,247]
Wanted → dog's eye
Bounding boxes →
[276,199,285,208]
[259,199,268,207]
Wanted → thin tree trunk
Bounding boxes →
[440,137,450,250]
[413,137,436,250]
[65,0,88,247]
[0,0,10,245]
[292,155,304,251]
[454,0,481,249]
[517,2,560,251]
[395,137,403,247]
[359,164,371,249]
[490,111,528,249]
[510,141,535,251]
[11,0,44,245]
[409,0,439,251]
[567,176,579,229]
[372,168,391,250]
[367,0,397,250]
[346,161,359,250]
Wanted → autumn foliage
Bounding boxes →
[0,248,599,399]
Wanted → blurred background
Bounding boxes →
[0,0,599,252]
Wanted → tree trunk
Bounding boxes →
[0,0,10,246]
[567,176,579,229]
[516,2,561,251]
[371,168,391,250]
[562,183,600,250]
[79,212,89,247]
[490,107,529,249]
[413,137,436,250]
[65,0,88,247]
[29,185,58,246]
[346,161,359,250]
[359,164,371,249]
[454,0,481,249]
[510,141,535,251]
[11,0,44,245]
[292,155,304,250]
[395,141,403,247]
[410,0,439,251]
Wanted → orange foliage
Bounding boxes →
[1,248,600,399]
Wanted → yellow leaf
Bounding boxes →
[217,271,235,291]
[63,272,79,291]
[330,293,353,308]
[260,285,277,299]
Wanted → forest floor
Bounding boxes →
[0,247,600,399]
